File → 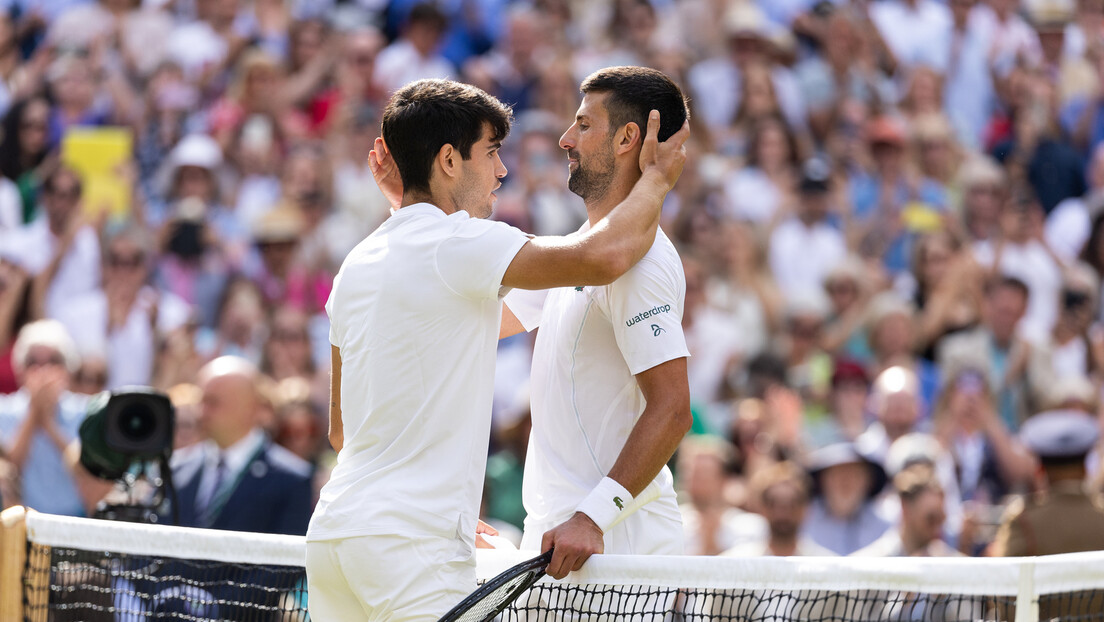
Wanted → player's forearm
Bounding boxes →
[577,171,668,283]
[606,400,692,496]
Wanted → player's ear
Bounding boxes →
[615,122,641,156]
[437,143,458,179]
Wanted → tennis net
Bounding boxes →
[3,507,1104,621]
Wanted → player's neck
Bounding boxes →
[585,171,640,227]
[404,189,458,215]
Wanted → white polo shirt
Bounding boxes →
[307,203,528,545]
[504,229,689,538]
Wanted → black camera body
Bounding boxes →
[79,388,175,481]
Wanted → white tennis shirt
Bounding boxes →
[308,203,528,545]
[504,229,690,533]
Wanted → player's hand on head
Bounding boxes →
[637,110,690,192]
[369,137,403,210]
[540,512,604,580]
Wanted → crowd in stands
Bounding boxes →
[0,0,1102,561]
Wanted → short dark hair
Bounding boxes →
[893,463,942,502]
[580,66,688,142]
[985,275,1029,300]
[43,165,82,197]
[381,79,512,194]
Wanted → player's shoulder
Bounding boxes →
[622,230,684,283]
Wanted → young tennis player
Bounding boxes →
[305,78,688,621]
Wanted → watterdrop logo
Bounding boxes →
[625,304,672,328]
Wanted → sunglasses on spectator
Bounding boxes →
[271,330,308,343]
[25,354,65,368]
[76,370,107,386]
[107,253,145,269]
[45,186,79,200]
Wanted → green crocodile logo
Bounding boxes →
[613,496,624,511]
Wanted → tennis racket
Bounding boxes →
[437,482,662,622]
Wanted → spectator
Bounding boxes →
[851,114,948,278]
[0,96,51,227]
[865,295,940,411]
[1028,262,1104,398]
[938,276,1033,431]
[57,226,192,389]
[723,460,832,557]
[1046,142,1104,263]
[945,0,997,150]
[802,442,891,555]
[260,306,318,384]
[687,2,805,146]
[932,363,1034,506]
[911,230,983,359]
[0,319,87,516]
[168,355,313,535]
[373,3,455,96]
[820,256,875,362]
[956,154,1006,245]
[854,463,959,556]
[722,116,799,225]
[769,156,846,300]
[0,257,30,394]
[868,0,953,74]
[207,49,307,153]
[677,436,767,556]
[858,365,925,463]
[2,165,101,321]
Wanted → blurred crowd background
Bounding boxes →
[0,0,1102,561]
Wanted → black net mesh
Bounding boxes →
[24,543,308,621]
[20,542,1104,622]
[501,584,1019,621]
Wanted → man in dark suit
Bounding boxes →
[170,355,313,535]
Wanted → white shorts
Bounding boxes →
[520,502,684,555]
[305,533,475,622]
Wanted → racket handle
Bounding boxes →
[605,480,662,531]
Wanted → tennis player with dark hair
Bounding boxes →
[502,66,693,579]
[305,78,688,621]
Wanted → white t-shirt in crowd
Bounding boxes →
[57,286,192,389]
[307,203,528,546]
[973,239,1061,342]
[504,229,689,546]
[0,217,100,320]
[768,217,846,301]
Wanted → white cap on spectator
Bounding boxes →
[785,289,831,322]
[939,338,992,384]
[12,319,81,375]
[158,134,222,197]
[724,2,770,38]
[957,154,1005,189]
[885,433,945,476]
[866,292,915,330]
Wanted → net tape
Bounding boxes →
[18,513,1104,621]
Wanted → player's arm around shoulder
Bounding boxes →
[501,112,689,291]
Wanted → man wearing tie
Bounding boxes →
[170,355,313,535]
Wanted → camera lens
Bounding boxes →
[118,403,157,442]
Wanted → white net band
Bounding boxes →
[23,511,1104,597]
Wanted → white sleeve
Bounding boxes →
[606,254,690,376]
[325,271,343,346]
[435,218,529,301]
[503,288,549,332]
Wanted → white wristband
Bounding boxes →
[575,477,633,533]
